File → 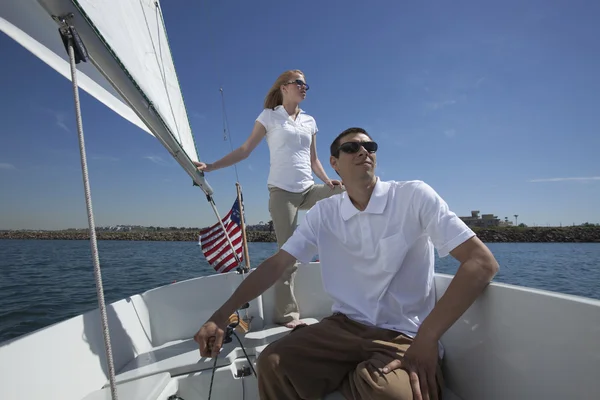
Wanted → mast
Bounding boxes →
[236,182,251,273]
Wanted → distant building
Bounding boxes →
[498,217,514,227]
[459,210,508,228]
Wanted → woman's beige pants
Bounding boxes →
[268,183,344,324]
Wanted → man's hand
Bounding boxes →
[194,316,228,358]
[192,250,298,359]
[381,336,440,400]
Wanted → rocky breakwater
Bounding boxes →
[1,227,599,243]
[474,226,600,243]
[0,229,278,242]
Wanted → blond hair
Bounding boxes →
[263,69,305,109]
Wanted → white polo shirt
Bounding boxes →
[256,106,317,193]
[281,178,476,345]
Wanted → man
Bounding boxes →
[194,127,499,400]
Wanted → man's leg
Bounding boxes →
[340,334,445,400]
[268,186,303,326]
[257,314,367,400]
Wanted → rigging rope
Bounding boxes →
[198,0,242,178]
[59,16,119,400]
[152,1,246,273]
[55,10,245,400]
[220,87,240,183]
[194,0,251,275]
[207,310,257,400]
[139,1,183,144]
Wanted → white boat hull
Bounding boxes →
[0,261,599,399]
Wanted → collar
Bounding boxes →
[274,105,305,115]
[340,177,391,221]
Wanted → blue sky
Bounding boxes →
[1,0,599,230]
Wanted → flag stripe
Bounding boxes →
[200,210,234,240]
[216,253,238,273]
[202,221,240,253]
[207,235,242,262]
[205,232,242,259]
[203,229,240,257]
[199,197,245,273]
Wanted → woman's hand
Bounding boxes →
[193,161,215,172]
[325,179,343,189]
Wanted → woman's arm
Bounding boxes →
[310,134,341,188]
[195,121,266,172]
[310,134,329,181]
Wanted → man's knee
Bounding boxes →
[257,344,280,376]
[256,337,294,374]
[257,331,306,372]
[352,360,414,400]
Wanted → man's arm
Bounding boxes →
[195,249,297,357]
[384,235,498,399]
[416,235,499,342]
[382,182,499,399]
[195,204,320,357]
[211,249,297,323]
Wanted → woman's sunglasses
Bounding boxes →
[286,79,310,91]
[338,141,378,154]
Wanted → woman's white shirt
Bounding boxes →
[256,105,318,193]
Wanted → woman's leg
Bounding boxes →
[268,186,304,327]
[301,183,345,210]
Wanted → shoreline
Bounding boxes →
[1,227,599,243]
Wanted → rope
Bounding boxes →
[219,88,240,183]
[207,354,219,399]
[133,1,246,278]
[58,16,243,400]
[198,0,226,97]
[232,330,257,377]
[64,11,250,400]
[205,15,244,260]
[192,2,246,273]
[152,0,245,272]
[65,27,118,400]
[69,0,204,177]
[207,312,256,400]
[137,0,183,145]
[145,1,245,274]
[153,2,183,142]
[197,0,241,181]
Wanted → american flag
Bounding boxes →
[199,197,244,273]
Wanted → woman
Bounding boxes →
[193,70,343,328]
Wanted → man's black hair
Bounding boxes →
[330,127,373,157]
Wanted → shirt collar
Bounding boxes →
[340,177,390,221]
[274,105,305,114]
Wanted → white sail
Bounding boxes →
[0,1,151,135]
[71,0,199,163]
[0,0,212,194]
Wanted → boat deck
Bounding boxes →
[2,263,599,399]
[86,316,463,399]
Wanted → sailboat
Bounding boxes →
[1,1,599,399]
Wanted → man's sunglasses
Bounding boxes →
[286,79,310,91]
[338,141,378,154]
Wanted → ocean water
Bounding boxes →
[0,239,599,343]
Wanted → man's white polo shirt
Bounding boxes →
[281,177,476,341]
